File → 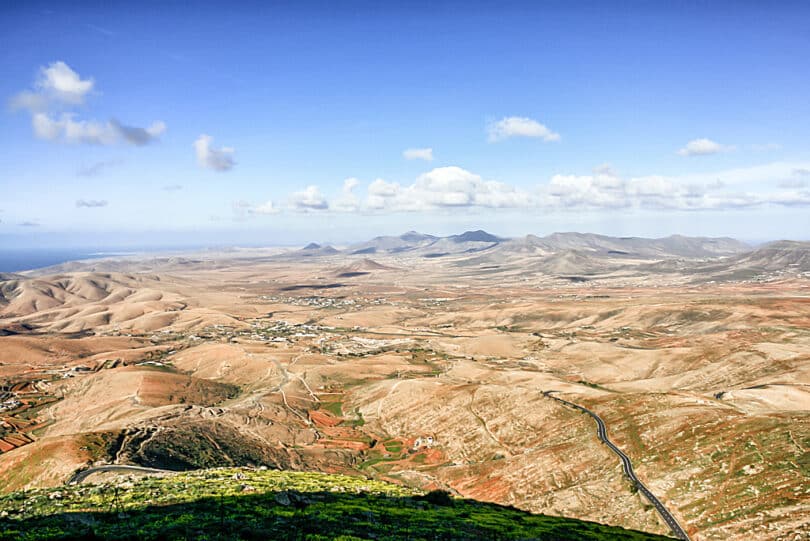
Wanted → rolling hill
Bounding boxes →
[0,468,673,541]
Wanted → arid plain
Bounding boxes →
[1,232,808,540]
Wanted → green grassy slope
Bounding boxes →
[0,468,674,540]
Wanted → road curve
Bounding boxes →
[68,464,173,484]
[544,391,691,541]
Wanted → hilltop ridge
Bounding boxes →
[0,468,673,541]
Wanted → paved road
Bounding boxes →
[68,464,172,484]
[544,391,691,541]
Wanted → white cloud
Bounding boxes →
[343,177,359,192]
[368,178,399,197]
[547,171,710,210]
[290,185,329,211]
[163,184,183,191]
[778,168,810,188]
[76,199,108,208]
[541,162,810,211]
[231,199,281,219]
[194,134,236,171]
[366,179,402,210]
[665,162,808,187]
[33,113,117,144]
[36,61,94,104]
[9,91,49,112]
[403,147,434,161]
[11,61,165,146]
[30,113,165,146]
[547,169,631,209]
[677,138,735,156]
[363,166,534,212]
[488,116,560,142]
[238,161,810,217]
[251,200,280,215]
[333,177,362,212]
[11,61,94,112]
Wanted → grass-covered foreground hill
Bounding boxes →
[0,468,674,540]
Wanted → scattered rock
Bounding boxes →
[275,491,291,506]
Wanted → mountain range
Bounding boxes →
[11,230,810,284]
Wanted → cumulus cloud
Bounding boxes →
[541,162,810,211]
[363,166,533,212]
[333,177,361,212]
[194,134,236,171]
[343,177,359,192]
[10,61,165,146]
[677,138,735,156]
[324,162,810,214]
[233,162,810,217]
[36,61,94,104]
[403,147,434,161]
[10,61,94,111]
[290,185,329,211]
[76,199,108,208]
[488,116,560,142]
[32,113,114,144]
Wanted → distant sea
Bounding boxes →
[0,250,109,273]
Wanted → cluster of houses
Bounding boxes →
[259,294,392,309]
[412,435,435,451]
[0,397,22,413]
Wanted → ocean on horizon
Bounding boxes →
[0,249,101,274]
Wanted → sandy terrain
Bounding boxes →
[0,245,808,540]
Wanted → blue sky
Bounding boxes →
[2,0,810,248]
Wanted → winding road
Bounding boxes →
[544,391,691,541]
[66,391,690,540]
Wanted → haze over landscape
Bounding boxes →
[1,2,809,541]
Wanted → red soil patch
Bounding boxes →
[322,426,366,439]
[316,439,369,451]
[462,475,511,502]
[417,448,444,464]
[0,433,32,453]
[308,409,342,427]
